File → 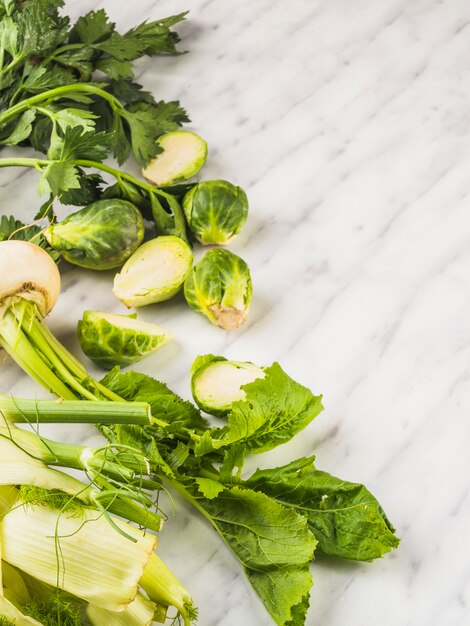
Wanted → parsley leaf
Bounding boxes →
[107,79,155,106]
[246,457,400,561]
[22,66,77,92]
[37,160,80,196]
[70,9,115,44]
[16,0,69,56]
[123,13,188,56]
[123,100,190,165]
[0,109,36,145]
[0,215,60,263]
[59,170,104,205]
[48,127,113,162]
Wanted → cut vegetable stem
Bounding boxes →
[0,395,151,425]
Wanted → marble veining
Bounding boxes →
[2,1,470,624]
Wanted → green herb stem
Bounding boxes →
[0,83,124,127]
[0,395,151,425]
[0,156,171,204]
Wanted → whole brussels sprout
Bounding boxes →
[190,354,265,416]
[184,249,252,329]
[78,310,172,369]
[113,236,193,307]
[182,180,248,245]
[44,199,144,270]
[142,131,208,186]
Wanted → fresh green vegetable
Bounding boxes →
[191,354,265,416]
[0,2,188,166]
[78,310,172,369]
[0,2,191,240]
[0,280,399,626]
[0,5,400,623]
[0,485,156,611]
[0,393,151,424]
[142,131,207,186]
[190,355,324,456]
[184,249,252,329]
[113,236,193,307]
[183,180,248,245]
[245,457,400,561]
[0,483,196,624]
[0,423,163,532]
[0,137,189,241]
[44,199,144,270]
[86,591,157,626]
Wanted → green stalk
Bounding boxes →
[0,426,135,480]
[0,395,151,425]
[0,156,174,204]
[0,83,124,128]
[0,309,77,399]
[7,300,122,402]
[140,553,195,626]
[0,156,187,241]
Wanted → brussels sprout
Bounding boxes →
[184,249,252,329]
[113,236,193,307]
[142,131,207,186]
[77,310,172,369]
[191,354,265,416]
[44,199,144,271]
[182,180,248,245]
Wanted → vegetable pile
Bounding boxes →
[0,2,399,625]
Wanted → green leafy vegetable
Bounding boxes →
[179,482,316,626]
[191,354,265,416]
[78,310,172,369]
[113,236,193,307]
[246,457,400,560]
[44,199,145,270]
[142,130,207,186]
[194,359,323,456]
[183,179,249,245]
[184,249,253,329]
[0,0,191,237]
[101,367,208,434]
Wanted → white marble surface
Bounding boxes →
[3,0,470,624]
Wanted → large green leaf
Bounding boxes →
[246,457,400,561]
[101,368,208,433]
[195,362,323,456]
[189,484,316,626]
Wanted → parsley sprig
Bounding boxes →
[0,0,191,239]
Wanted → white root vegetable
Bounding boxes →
[0,240,60,318]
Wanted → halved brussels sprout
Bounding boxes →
[44,199,144,270]
[77,310,172,369]
[191,354,265,416]
[182,180,248,245]
[113,236,193,307]
[184,249,252,329]
[142,131,207,186]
